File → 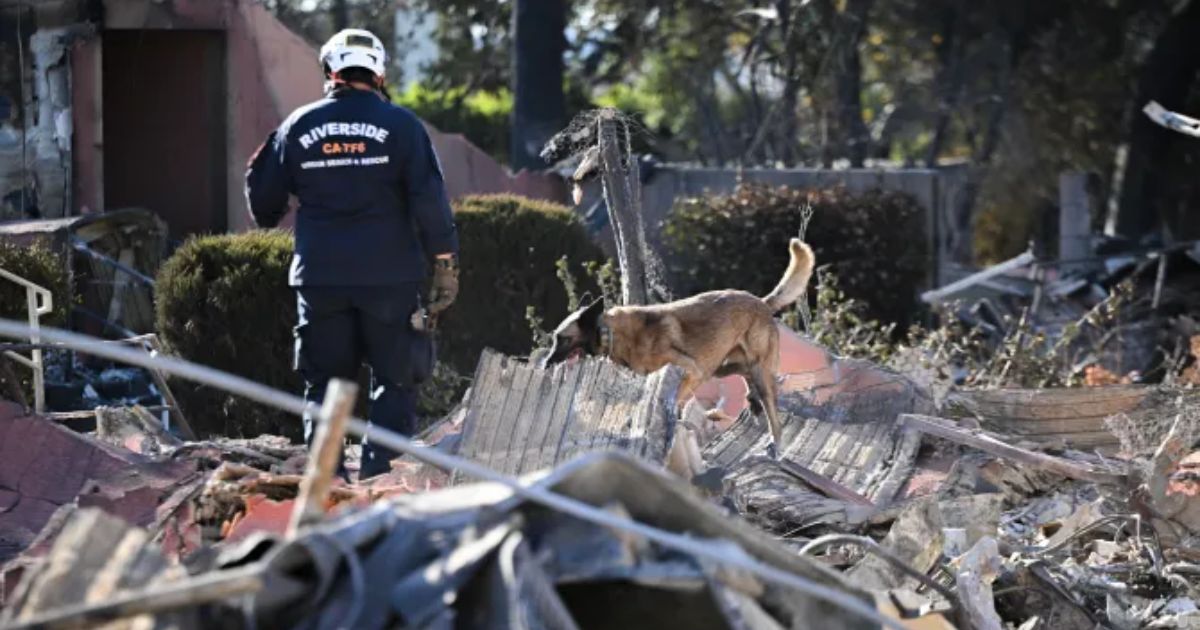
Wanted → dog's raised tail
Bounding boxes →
[763,238,815,312]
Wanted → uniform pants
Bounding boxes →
[294,285,420,479]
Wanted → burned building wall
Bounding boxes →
[0,2,84,223]
[28,29,74,221]
[0,5,39,221]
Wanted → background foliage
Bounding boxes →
[154,196,602,436]
[0,242,68,327]
[155,231,301,439]
[663,183,928,330]
[440,194,605,373]
[266,0,1191,264]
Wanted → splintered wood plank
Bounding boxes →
[641,367,683,463]
[477,355,524,471]
[725,460,875,532]
[573,362,630,458]
[811,421,863,481]
[456,351,503,461]
[555,360,606,463]
[488,360,535,475]
[982,417,1124,435]
[538,360,590,469]
[503,367,550,475]
[624,370,661,458]
[592,362,638,451]
[581,366,623,453]
[778,460,874,506]
[597,367,645,453]
[451,351,507,484]
[791,419,838,469]
[852,421,901,500]
[524,364,572,474]
[613,368,655,454]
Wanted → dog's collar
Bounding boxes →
[596,315,614,357]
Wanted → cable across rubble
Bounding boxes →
[0,318,907,630]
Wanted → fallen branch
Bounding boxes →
[897,414,1128,485]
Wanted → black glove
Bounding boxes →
[427,256,459,316]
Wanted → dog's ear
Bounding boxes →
[580,297,605,327]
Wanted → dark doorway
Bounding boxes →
[103,30,227,240]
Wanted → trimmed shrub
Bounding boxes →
[154,195,603,437]
[663,183,929,330]
[0,242,69,404]
[439,194,605,373]
[0,241,69,326]
[155,230,301,440]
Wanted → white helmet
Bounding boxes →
[319,29,387,79]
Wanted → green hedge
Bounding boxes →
[439,194,605,373]
[155,230,301,439]
[154,195,603,438]
[663,183,929,330]
[0,241,69,326]
[0,242,69,404]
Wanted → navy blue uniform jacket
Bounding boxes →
[245,88,458,286]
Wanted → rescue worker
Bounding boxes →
[244,28,459,479]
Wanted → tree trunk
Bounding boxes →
[1114,0,1200,240]
[511,0,567,170]
[777,0,801,165]
[950,29,1020,264]
[832,0,874,167]
[598,112,649,306]
[332,0,349,31]
[924,5,963,167]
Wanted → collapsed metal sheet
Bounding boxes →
[703,357,930,530]
[706,362,927,500]
[450,350,682,484]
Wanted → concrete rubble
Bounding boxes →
[0,330,1198,629]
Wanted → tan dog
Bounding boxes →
[541,238,815,454]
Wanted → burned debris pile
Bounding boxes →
[1,319,1198,629]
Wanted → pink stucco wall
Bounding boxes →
[82,0,565,234]
[229,1,566,231]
